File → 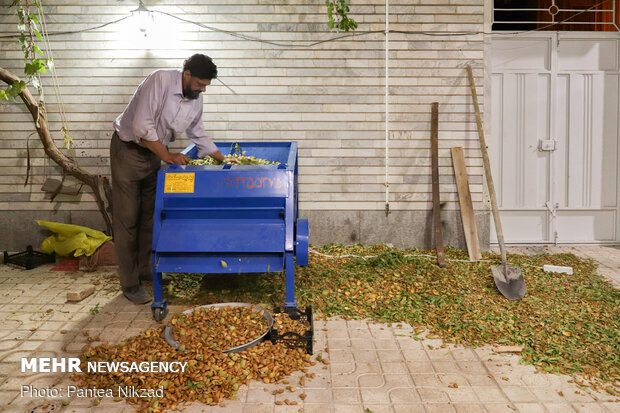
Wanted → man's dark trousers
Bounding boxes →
[110,132,161,288]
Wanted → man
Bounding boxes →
[110,53,232,304]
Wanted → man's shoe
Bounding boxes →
[122,285,152,304]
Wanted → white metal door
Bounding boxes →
[490,33,620,243]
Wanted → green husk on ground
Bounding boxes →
[166,244,620,392]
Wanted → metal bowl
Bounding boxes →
[164,302,274,353]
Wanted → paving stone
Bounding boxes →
[0,339,21,352]
[395,337,425,349]
[545,403,578,412]
[327,338,351,349]
[357,374,385,388]
[333,404,365,413]
[353,350,378,363]
[425,403,457,413]
[501,386,537,402]
[374,338,399,349]
[330,362,356,375]
[513,402,546,412]
[355,362,382,374]
[450,349,478,361]
[572,402,608,413]
[393,404,426,412]
[401,349,429,361]
[529,387,569,402]
[370,329,396,340]
[427,349,457,361]
[302,403,334,413]
[346,319,368,329]
[417,388,450,403]
[438,374,470,387]
[331,374,358,388]
[388,387,420,403]
[433,361,461,374]
[407,361,435,374]
[245,388,274,403]
[411,374,442,387]
[349,329,372,339]
[298,388,330,403]
[453,404,486,413]
[381,362,409,374]
[456,361,488,374]
[480,403,518,412]
[466,374,497,386]
[360,387,391,403]
[361,404,393,413]
[473,386,509,402]
[446,387,479,403]
[241,403,274,413]
[519,374,551,387]
[602,402,620,412]
[377,349,404,363]
[332,387,361,403]
[0,389,17,405]
[329,348,354,364]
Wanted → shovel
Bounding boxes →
[466,65,526,300]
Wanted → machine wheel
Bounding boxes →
[152,307,168,322]
[295,219,309,266]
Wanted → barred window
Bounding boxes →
[493,0,619,31]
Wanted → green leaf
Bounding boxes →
[24,63,37,76]
[28,12,40,24]
[33,45,44,56]
[33,28,43,41]
[0,90,7,101]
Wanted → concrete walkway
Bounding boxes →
[0,246,619,413]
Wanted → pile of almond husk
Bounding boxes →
[72,309,312,412]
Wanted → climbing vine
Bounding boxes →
[326,0,358,32]
[2,0,48,101]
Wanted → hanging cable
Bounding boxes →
[37,0,73,149]
[0,0,615,44]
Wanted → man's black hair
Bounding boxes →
[183,54,218,80]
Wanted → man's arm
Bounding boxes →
[141,140,189,165]
[185,100,223,161]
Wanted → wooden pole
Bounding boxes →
[431,102,446,268]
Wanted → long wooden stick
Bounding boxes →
[466,65,507,268]
[431,102,446,268]
[451,147,482,261]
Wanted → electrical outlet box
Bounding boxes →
[539,140,556,151]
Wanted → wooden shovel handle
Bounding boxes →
[466,65,507,264]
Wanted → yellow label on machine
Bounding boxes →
[164,173,195,193]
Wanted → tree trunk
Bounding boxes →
[0,67,113,235]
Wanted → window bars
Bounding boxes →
[493,0,619,32]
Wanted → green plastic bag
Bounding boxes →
[37,220,112,257]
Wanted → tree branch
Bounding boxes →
[0,66,113,235]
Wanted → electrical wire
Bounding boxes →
[1,0,614,46]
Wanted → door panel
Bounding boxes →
[490,33,619,243]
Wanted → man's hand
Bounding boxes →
[141,139,190,165]
[166,153,190,165]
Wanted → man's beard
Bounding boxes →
[183,88,201,100]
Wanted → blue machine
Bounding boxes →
[150,141,309,321]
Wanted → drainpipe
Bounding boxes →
[384,0,390,216]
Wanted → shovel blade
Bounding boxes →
[492,265,526,300]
